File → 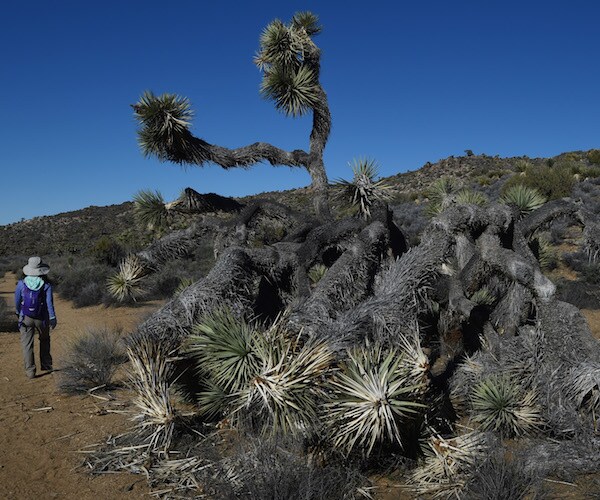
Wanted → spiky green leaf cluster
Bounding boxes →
[325,343,425,456]
[185,310,334,435]
[528,235,556,270]
[133,189,170,231]
[426,177,487,217]
[255,12,322,116]
[106,254,147,302]
[469,287,496,306]
[454,188,488,207]
[173,277,195,297]
[470,374,542,437]
[426,177,460,216]
[186,308,266,393]
[133,90,194,161]
[333,158,392,219]
[500,184,547,217]
[308,263,328,285]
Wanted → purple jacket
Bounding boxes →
[14,280,56,320]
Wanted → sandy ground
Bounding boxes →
[1,270,599,500]
[0,273,160,500]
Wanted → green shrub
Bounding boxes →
[587,149,600,165]
[90,236,125,266]
[501,163,574,200]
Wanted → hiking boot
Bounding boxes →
[26,371,36,379]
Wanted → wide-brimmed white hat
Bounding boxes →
[23,256,50,276]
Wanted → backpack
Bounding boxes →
[21,283,45,319]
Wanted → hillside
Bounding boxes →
[3,150,598,258]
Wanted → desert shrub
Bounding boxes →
[587,149,600,165]
[55,261,114,306]
[555,280,600,309]
[0,298,17,332]
[143,257,210,300]
[501,163,574,200]
[74,281,107,307]
[463,451,538,500]
[392,202,427,246]
[90,236,125,266]
[562,251,590,274]
[57,327,128,393]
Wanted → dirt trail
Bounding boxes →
[0,273,160,499]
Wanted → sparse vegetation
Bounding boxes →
[57,327,128,394]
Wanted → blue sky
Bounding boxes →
[1,0,599,225]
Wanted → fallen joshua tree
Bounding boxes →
[89,11,600,498]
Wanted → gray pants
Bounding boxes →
[19,315,52,376]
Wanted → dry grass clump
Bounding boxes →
[57,327,127,394]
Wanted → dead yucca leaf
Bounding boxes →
[410,430,489,498]
[107,254,148,302]
[127,336,176,451]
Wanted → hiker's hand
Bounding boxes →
[50,318,57,329]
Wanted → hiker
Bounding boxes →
[14,257,57,379]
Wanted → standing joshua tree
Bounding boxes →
[132,11,331,220]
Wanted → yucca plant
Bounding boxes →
[132,12,332,219]
[133,90,194,162]
[470,374,543,437]
[528,235,556,270]
[333,158,392,219]
[411,431,490,499]
[107,254,148,302]
[325,343,425,457]
[500,184,547,217]
[237,336,334,435]
[454,188,488,207]
[173,277,195,297]
[187,311,334,434]
[185,309,266,394]
[469,287,496,306]
[308,263,328,285]
[256,12,322,117]
[425,177,460,217]
[133,189,170,232]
